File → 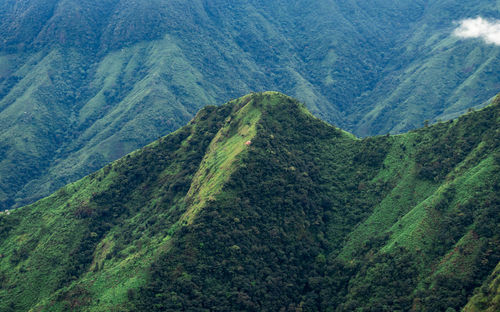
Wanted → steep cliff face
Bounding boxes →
[0,92,498,311]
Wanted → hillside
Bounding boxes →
[1,0,499,210]
[0,92,498,311]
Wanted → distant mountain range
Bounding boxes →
[0,92,498,311]
[0,0,499,212]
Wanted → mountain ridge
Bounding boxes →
[0,92,498,311]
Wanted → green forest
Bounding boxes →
[0,92,498,311]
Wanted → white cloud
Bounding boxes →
[454,17,500,46]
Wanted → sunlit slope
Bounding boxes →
[464,262,500,312]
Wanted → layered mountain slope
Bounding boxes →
[1,0,500,210]
[0,92,498,311]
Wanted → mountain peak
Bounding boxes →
[228,91,308,113]
[181,91,322,224]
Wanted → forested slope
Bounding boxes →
[0,92,498,311]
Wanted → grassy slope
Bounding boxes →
[0,92,499,311]
[1,0,500,211]
[181,94,263,224]
[464,262,500,312]
[339,95,500,310]
[0,99,228,310]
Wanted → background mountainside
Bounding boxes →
[1,0,499,210]
[0,92,498,311]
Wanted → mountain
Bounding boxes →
[1,0,499,210]
[0,92,498,311]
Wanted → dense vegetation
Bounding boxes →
[1,0,499,210]
[0,92,498,311]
